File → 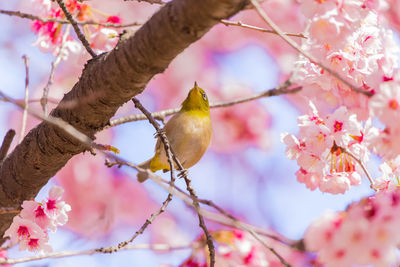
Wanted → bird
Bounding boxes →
[137,82,212,182]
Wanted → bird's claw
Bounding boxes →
[153,129,166,139]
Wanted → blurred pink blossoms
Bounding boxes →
[369,73,400,160]
[30,0,121,57]
[179,230,309,267]
[3,186,71,253]
[305,189,400,266]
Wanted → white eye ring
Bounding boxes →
[202,93,207,101]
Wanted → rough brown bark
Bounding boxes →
[0,0,248,242]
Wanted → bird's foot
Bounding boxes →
[178,169,188,179]
[153,129,166,139]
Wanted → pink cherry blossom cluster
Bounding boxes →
[305,189,400,266]
[294,0,398,119]
[179,230,308,267]
[3,186,71,253]
[281,102,377,194]
[30,0,121,57]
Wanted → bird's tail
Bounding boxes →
[137,159,151,183]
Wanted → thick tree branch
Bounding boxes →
[0,0,249,242]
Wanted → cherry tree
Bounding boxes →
[1,0,400,266]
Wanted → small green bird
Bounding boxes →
[137,82,212,182]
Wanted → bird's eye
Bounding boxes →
[202,93,207,101]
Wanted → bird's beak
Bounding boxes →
[193,82,201,95]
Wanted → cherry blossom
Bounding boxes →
[20,201,52,230]
[90,28,119,54]
[3,186,70,253]
[4,216,51,253]
[4,216,45,244]
[44,186,71,228]
[19,235,52,253]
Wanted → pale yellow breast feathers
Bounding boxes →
[152,111,212,171]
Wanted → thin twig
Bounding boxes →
[220,19,306,39]
[41,25,72,115]
[106,157,298,249]
[156,175,297,248]
[107,82,301,128]
[145,170,292,267]
[89,97,179,254]
[181,174,216,266]
[97,195,174,253]
[249,0,372,97]
[55,0,97,58]
[0,92,95,148]
[0,243,196,265]
[124,0,165,4]
[131,97,216,267]
[198,198,292,244]
[94,97,177,253]
[212,84,300,108]
[200,209,292,267]
[0,97,59,105]
[19,55,29,144]
[343,148,375,190]
[0,129,16,162]
[0,9,142,28]
[132,97,176,185]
